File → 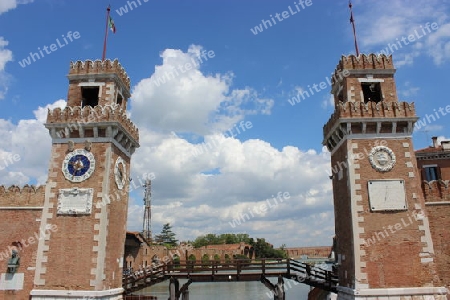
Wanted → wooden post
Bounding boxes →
[181,289,189,300]
[169,277,180,300]
[286,259,290,277]
[262,259,266,275]
[275,275,285,300]
[237,260,241,280]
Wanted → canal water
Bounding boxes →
[134,278,311,299]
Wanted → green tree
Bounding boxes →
[154,223,178,247]
[253,238,286,259]
[192,233,253,248]
[224,254,231,265]
[201,254,210,267]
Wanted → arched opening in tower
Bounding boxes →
[361,82,382,103]
[81,87,99,107]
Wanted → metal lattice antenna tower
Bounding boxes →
[142,179,152,243]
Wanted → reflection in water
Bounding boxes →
[134,279,311,299]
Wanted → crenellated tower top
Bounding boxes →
[335,53,394,72]
[324,53,417,152]
[45,59,139,156]
[67,59,131,109]
[331,53,397,106]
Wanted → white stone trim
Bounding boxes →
[337,286,447,298]
[91,145,112,288]
[78,82,106,86]
[30,287,123,299]
[348,141,368,289]
[419,213,435,258]
[34,144,64,285]
[52,137,133,158]
[0,207,43,210]
[33,181,57,286]
[357,78,385,82]
[105,83,115,102]
[426,201,450,206]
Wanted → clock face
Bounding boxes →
[114,157,127,190]
[62,149,96,182]
[368,146,396,172]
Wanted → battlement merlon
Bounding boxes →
[69,59,131,91]
[0,185,45,207]
[322,101,418,152]
[331,53,396,86]
[45,105,140,156]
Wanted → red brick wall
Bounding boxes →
[285,246,332,258]
[40,142,109,290]
[418,157,450,202]
[103,145,131,289]
[427,204,450,288]
[330,140,355,288]
[356,138,435,288]
[0,186,45,299]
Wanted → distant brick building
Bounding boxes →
[416,137,450,293]
[123,233,254,272]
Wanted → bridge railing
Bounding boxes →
[288,259,338,290]
[165,258,288,276]
[123,258,338,293]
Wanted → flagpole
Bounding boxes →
[349,1,360,56]
[102,6,111,61]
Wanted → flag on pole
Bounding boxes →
[102,6,114,61]
[108,16,116,34]
[349,1,360,56]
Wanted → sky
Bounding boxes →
[0,0,449,248]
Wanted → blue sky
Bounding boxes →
[1,0,449,247]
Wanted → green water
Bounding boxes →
[133,279,311,299]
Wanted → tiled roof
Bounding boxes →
[415,146,444,154]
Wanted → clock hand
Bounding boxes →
[384,186,388,202]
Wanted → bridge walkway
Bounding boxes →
[123,258,338,298]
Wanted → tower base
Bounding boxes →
[30,287,123,299]
[337,286,448,300]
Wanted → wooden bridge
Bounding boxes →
[122,258,338,299]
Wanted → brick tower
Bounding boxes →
[30,60,139,299]
[323,54,447,299]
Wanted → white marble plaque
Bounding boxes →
[368,180,407,211]
[57,188,93,215]
[0,273,24,290]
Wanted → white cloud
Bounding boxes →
[0,38,13,99]
[427,23,450,65]
[398,81,420,98]
[0,99,65,185]
[356,0,450,65]
[127,129,335,246]
[126,49,335,245]
[0,0,36,100]
[130,45,273,135]
[0,0,33,15]
[321,94,334,109]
